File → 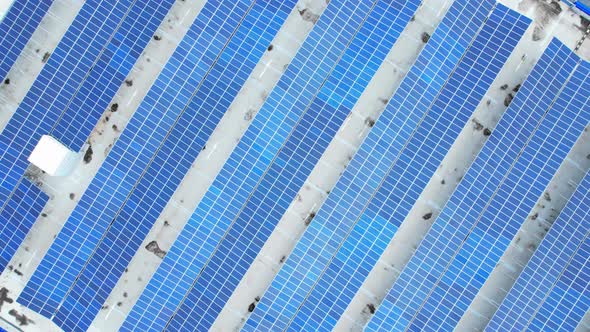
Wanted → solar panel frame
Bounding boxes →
[18,0,253,319]
[486,170,590,331]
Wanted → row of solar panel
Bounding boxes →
[0,0,54,276]
[248,2,531,330]
[19,0,257,330]
[166,1,424,331]
[487,169,590,330]
[51,2,297,331]
[15,0,418,330]
[0,0,52,82]
[248,0,494,327]
[368,40,590,331]
[0,0,174,210]
[3,0,588,331]
[0,178,48,273]
[0,0,129,202]
[124,0,406,330]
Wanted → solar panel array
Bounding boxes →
[246,3,529,331]
[121,1,391,330]
[486,169,590,331]
[46,2,296,331]
[18,0,253,322]
[0,0,588,331]
[406,57,590,332]
[0,178,48,273]
[167,2,422,331]
[368,41,590,332]
[0,0,135,206]
[0,0,52,82]
[247,0,495,327]
[526,233,590,331]
[51,0,176,151]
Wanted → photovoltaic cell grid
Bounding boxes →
[247,0,499,330]
[410,59,590,329]
[122,1,378,330]
[0,0,52,82]
[0,178,48,273]
[486,169,590,331]
[0,0,135,207]
[50,2,295,331]
[526,232,590,331]
[52,0,175,150]
[18,0,253,319]
[285,5,529,332]
[169,1,420,331]
[0,0,175,223]
[366,38,580,332]
[404,52,590,332]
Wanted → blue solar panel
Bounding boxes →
[255,5,529,332]
[0,178,48,273]
[18,0,252,320]
[0,0,135,206]
[406,59,590,332]
[367,39,584,332]
[167,1,421,331]
[527,233,590,331]
[486,169,590,331]
[47,2,295,331]
[51,0,175,150]
[246,1,501,330]
[395,51,590,332]
[0,0,52,82]
[122,1,384,330]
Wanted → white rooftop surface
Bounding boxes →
[0,0,589,331]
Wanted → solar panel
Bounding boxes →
[51,0,175,150]
[46,2,295,331]
[247,0,498,328]
[247,5,530,332]
[366,38,582,332]
[369,37,577,329]
[0,0,52,82]
[0,178,48,273]
[396,51,590,332]
[122,1,386,330]
[18,0,253,320]
[0,0,135,206]
[166,1,421,331]
[486,169,590,331]
[526,233,590,331]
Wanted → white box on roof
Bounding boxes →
[28,135,79,176]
